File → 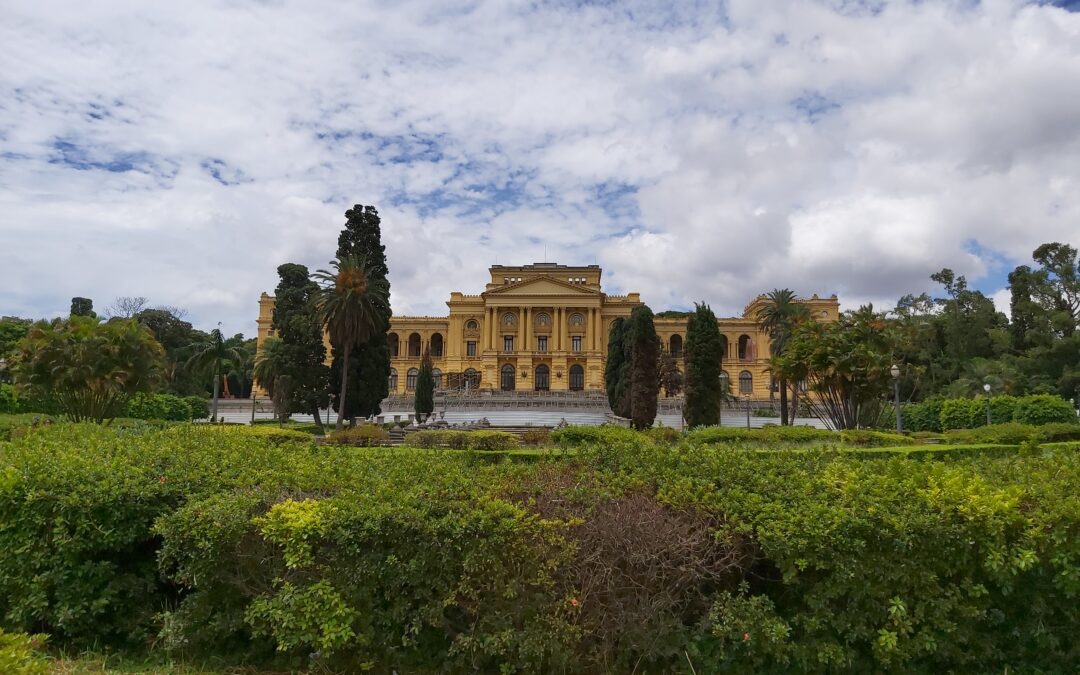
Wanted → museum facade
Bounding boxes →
[256,262,840,399]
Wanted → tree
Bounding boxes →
[331,205,393,421]
[757,289,810,425]
[13,316,163,422]
[1030,242,1080,338]
[107,296,149,319]
[134,307,198,394]
[604,317,631,418]
[0,318,31,379]
[313,256,391,431]
[415,348,435,418]
[930,269,1007,380]
[70,297,95,318]
[658,349,683,398]
[254,336,290,422]
[272,263,331,430]
[628,305,660,430]
[778,305,895,430]
[684,303,724,428]
[185,327,245,422]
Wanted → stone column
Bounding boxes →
[487,307,496,351]
[555,307,562,352]
[524,307,532,353]
[590,308,598,351]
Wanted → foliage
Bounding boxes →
[414,349,434,417]
[0,318,30,366]
[627,305,660,430]
[943,422,1080,446]
[1013,393,1077,426]
[312,256,391,431]
[69,296,95,318]
[604,317,631,418]
[0,629,47,675]
[684,303,724,428]
[645,425,680,444]
[183,395,210,421]
[686,425,831,446]
[757,288,810,425]
[658,349,683,397]
[325,424,389,447]
[550,424,645,449]
[185,328,244,423]
[940,397,986,430]
[775,305,893,430]
[0,384,18,414]
[331,205,393,421]
[837,429,915,447]
[521,428,551,446]
[125,392,193,421]
[271,263,330,428]
[13,316,164,423]
[133,308,201,395]
[901,398,945,433]
[406,429,520,450]
[0,414,55,442]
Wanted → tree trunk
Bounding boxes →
[251,390,257,423]
[779,377,789,426]
[211,368,221,423]
[336,344,351,431]
[790,384,798,426]
[312,406,324,433]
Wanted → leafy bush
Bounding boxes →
[645,426,680,444]
[837,429,915,447]
[467,430,519,451]
[211,425,314,445]
[940,397,985,430]
[945,422,1080,446]
[184,395,210,420]
[902,398,943,433]
[1013,394,1077,426]
[405,429,520,451]
[325,424,389,447]
[551,424,643,449]
[0,384,18,415]
[521,428,552,446]
[0,629,47,675]
[1032,423,1080,442]
[0,414,55,441]
[125,392,192,422]
[989,395,1018,424]
[687,425,831,445]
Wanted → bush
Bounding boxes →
[404,430,519,451]
[214,425,314,445]
[645,425,680,444]
[687,425,831,446]
[125,392,193,422]
[945,422,1038,446]
[902,398,943,433]
[521,428,552,447]
[0,385,18,415]
[184,395,210,420]
[0,414,55,442]
[0,629,47,675]
[405,429,446,448]
[1013,394,1078,426]
[326,424,389,447]
[551,424,644,449]
[989,395,1018,424]
[838,429,915,447]
[940,397,985,431]
[467,430,519,451]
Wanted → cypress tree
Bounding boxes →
[604,317,631,418]
[70,297,95,318]
[272,263,330,429]
[684,303,723,428]
[331,205,392,423]
[415,348,434,418]
[628,305,660,430]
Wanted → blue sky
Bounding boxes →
[1,0,1079,335]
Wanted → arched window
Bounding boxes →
[501,312,517,327]
[464,368,480,390]
[535,312,551,328]
[465,319,479,331]
[407,368,419,390]
[432,368,442,389]
[430,333,444,357]
[739,370,753,395]
[408,333,421,357]
[569,364,585,391]
[719,370,730,391]
[534,364,550,391]
[500,364,516,391]
[388,333,399,358]
[388,367,398,391]
[568,312,585,327]
[738,335,752,361]
[669,334,683,357]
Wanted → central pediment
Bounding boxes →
[484,276,600,297]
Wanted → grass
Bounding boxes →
[47,652,255,674]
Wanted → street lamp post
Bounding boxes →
[983,383,992,426]
[891,364,901,434]
[745,393,752,430]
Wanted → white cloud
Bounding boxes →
[1,0,1079,335]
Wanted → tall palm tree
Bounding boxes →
[312,256,390,431]
[757,289,810,425]
[186,326,244,422]
[254,336,288,422]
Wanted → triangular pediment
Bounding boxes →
[485,276,600,297]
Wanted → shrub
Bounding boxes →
[945,422,1038,446]
[1013,394,1077,426]
[326,424,389,447]
[838,429,915,447]
[645,425,680,444]
[215,425,314,445]
[0,385,18,415]
[551,425,643,449]
[0,629,47,675]
[184,395,211,420]
[467,430,520,451]
[902,398,943,433]
[687,425,831,446]
[0,414,55,442]
[406,429,446,448]
[939,397,985,431]
[1033,423,1080,443]
[125,392,192,422]
[521,428,552,447]
[989,395,1018,424]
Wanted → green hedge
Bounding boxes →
[6,425,1080,671]
[1013,394,1077,426]
[945,422,1080,446]
[405,429,519,451]
[125,392,192,422]
[907,394,1077,431]
[0,629,47,675]
[184,396,211,421]
[325,424,389,446]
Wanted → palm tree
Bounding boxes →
[312,256,390,431]
[185,326,244,423]
[254,336,288,422]
[757,289,810,425]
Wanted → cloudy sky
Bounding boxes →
[2,0,1079,336]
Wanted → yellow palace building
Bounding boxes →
[256,262,839,399]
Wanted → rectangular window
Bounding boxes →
[572,335,582,352]
[504,336,514,352]
[466,341,476,357]
[537,336,547,353]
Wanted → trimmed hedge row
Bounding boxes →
[905,394,1077,432]
[0,385,211,422]
[406,429,520,450]
[4,425,1080,671]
